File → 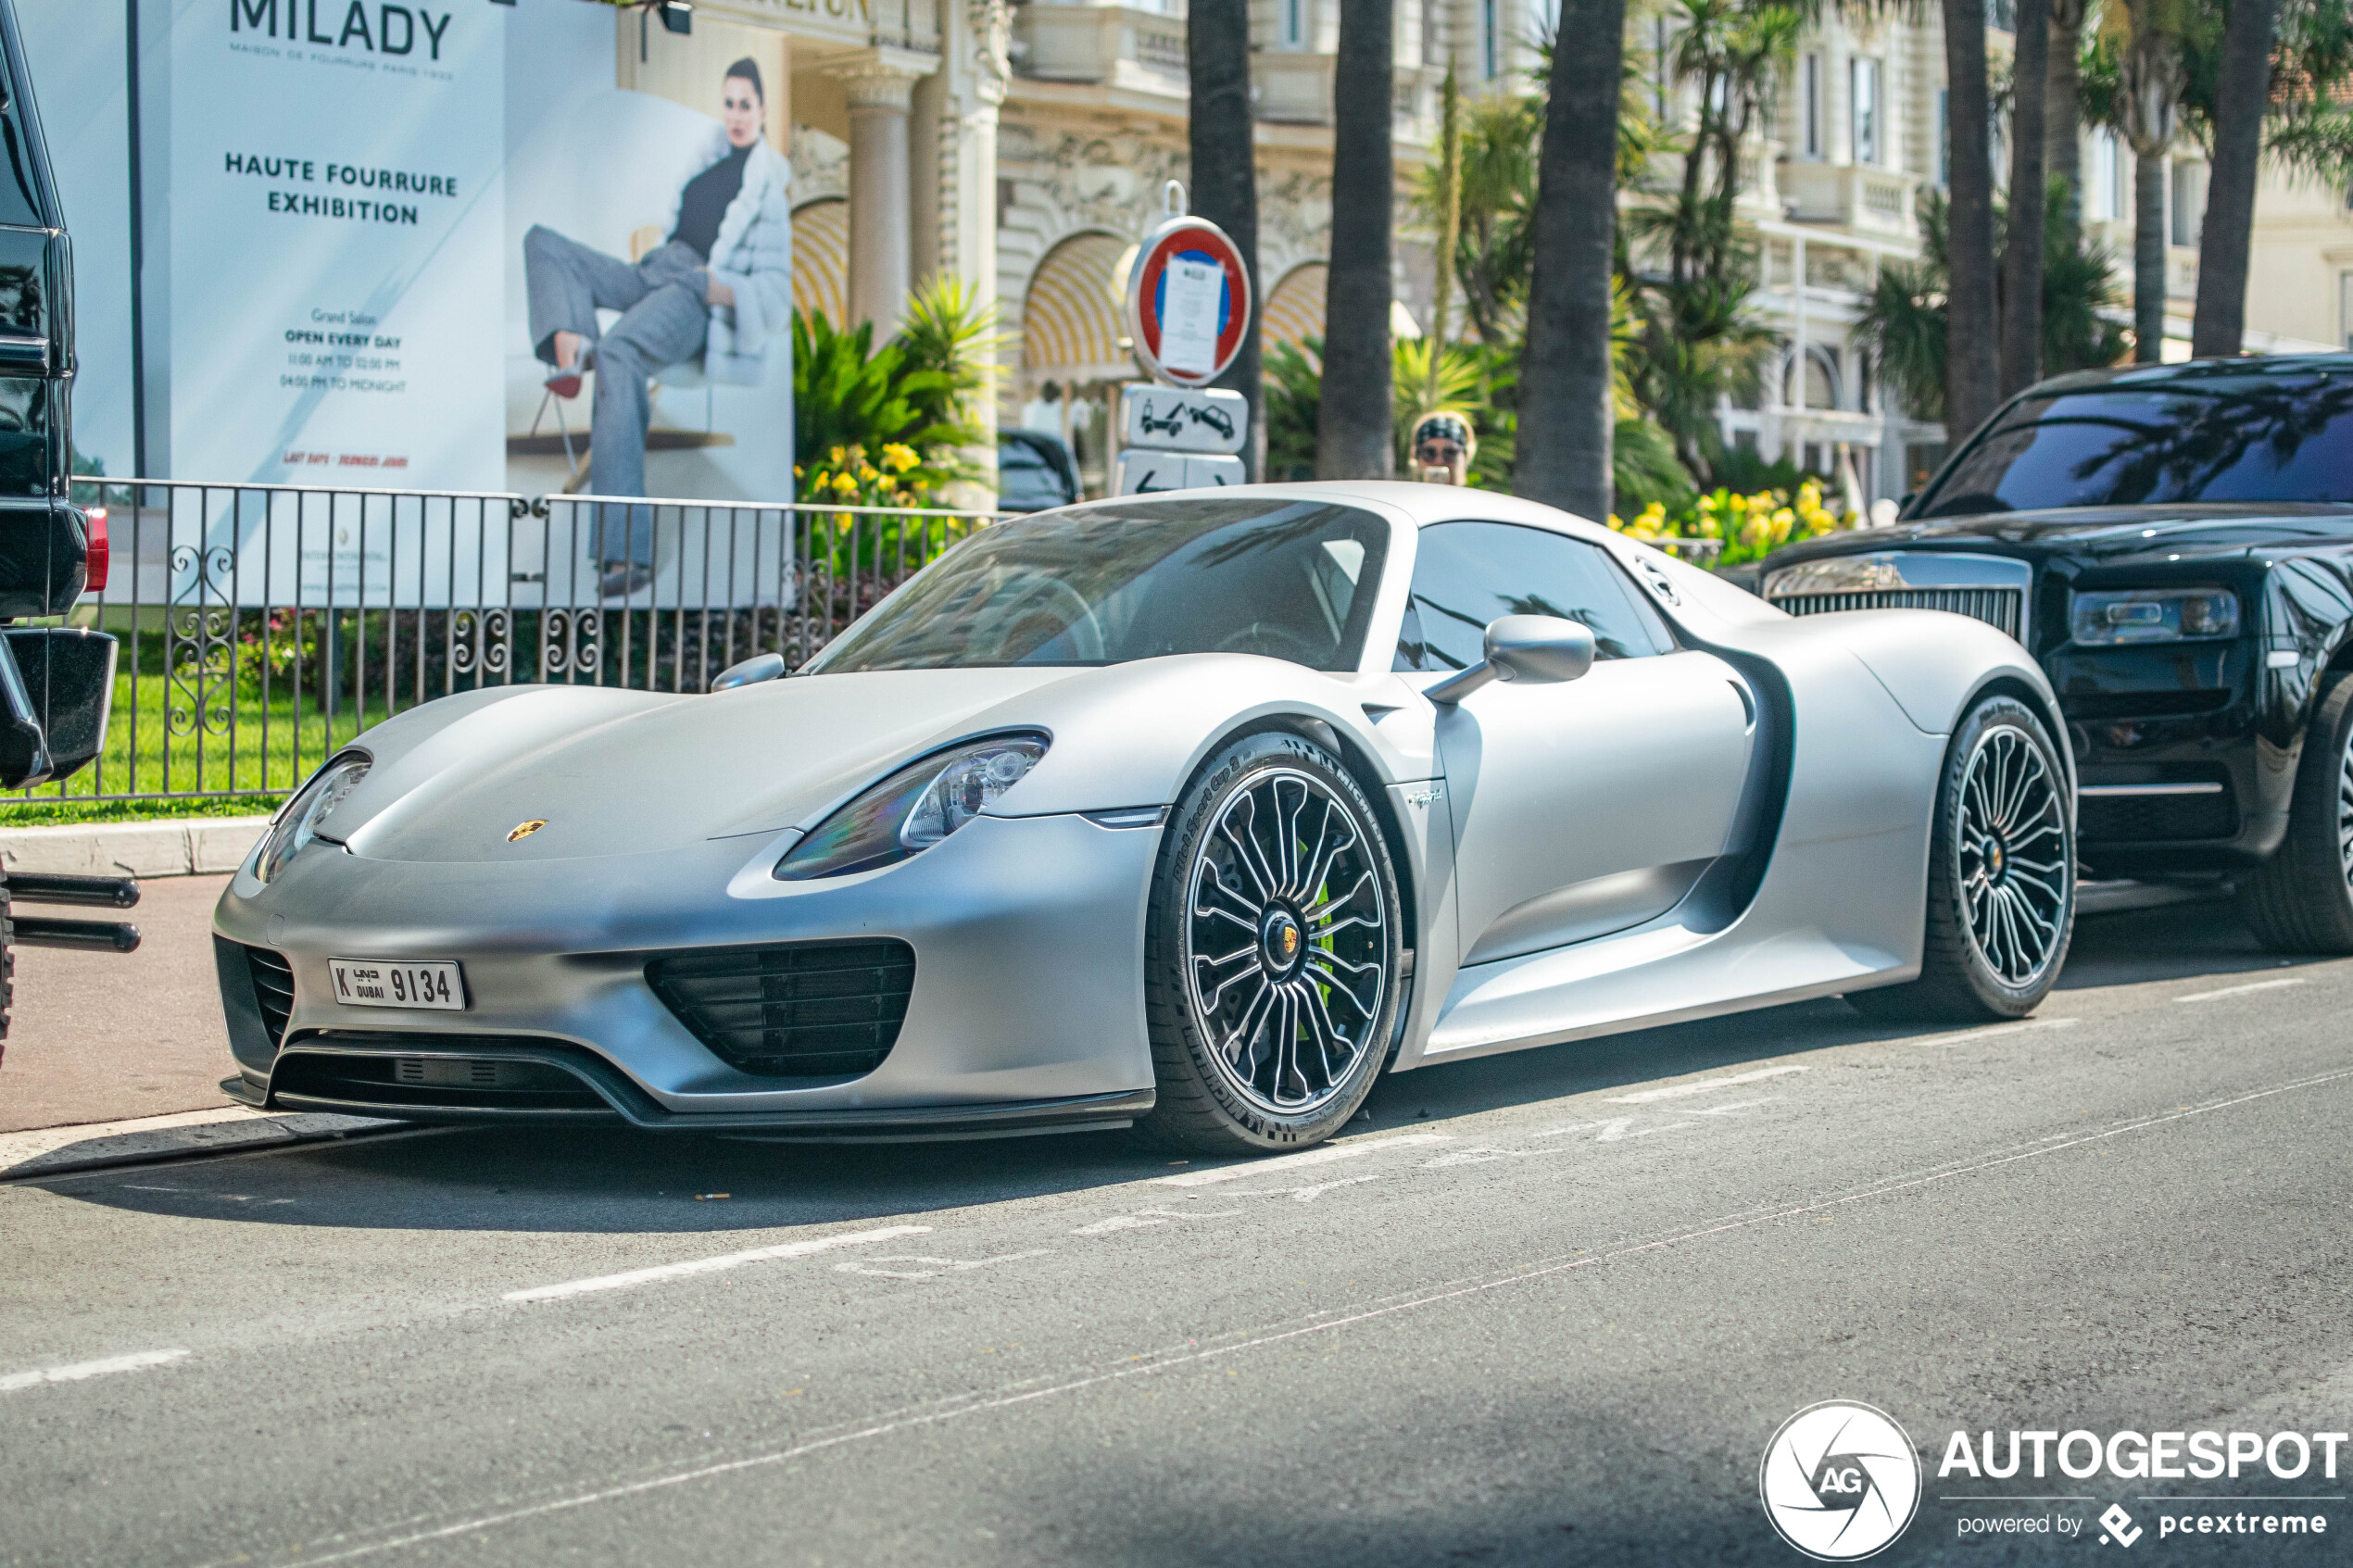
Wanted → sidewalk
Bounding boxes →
[0,816,410,1173]
[3,872,246,1133]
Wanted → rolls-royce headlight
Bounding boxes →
[774,733,1049,881]
[2070,588,2240,646]
[253,752,371,884]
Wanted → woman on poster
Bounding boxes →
[524,57,791,597]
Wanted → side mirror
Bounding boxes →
[711,651,786,691]
[1427,615,1596,704]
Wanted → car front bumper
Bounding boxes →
[213,811,1163,1135]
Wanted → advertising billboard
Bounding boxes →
[40,0,796,609]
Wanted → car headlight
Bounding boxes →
[2070,588,2240,646]
[253,752,371,884]
[774,733,1050,881]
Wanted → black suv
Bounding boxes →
[1758,355,2353,951]
[0,0,140,1045]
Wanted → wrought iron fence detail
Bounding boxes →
[165,543,237,745]
[21,480,1005,806]
[539,608,599,679]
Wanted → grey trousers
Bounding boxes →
[523,226,711,564]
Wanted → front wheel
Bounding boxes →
[1139,731,1404,1155]
[1851,696,2075,1022]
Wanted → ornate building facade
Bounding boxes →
[676,0,2331,508]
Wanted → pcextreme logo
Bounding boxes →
[1760,1401,1923,1561]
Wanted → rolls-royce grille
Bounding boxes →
[648,940,914,1079]
[1770,587,2024,641]
[244,946,296,1045]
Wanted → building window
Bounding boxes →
[1801,54,1822,159]
[2170,158,2207,246]
[2091,130,2124,220]
[1281,0,1303,46]
[1529,0,1558,41]
[1937,88,1949,186]
[1653,17,1671,120]
[1482,0,1498,78]
[2343,271,2353,349]
[1851,57,1880,165]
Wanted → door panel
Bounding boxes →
[1440,651,1754,964]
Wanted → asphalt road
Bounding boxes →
[4,897,2349,1567]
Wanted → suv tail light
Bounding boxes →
[83,508,107,594]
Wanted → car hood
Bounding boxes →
[1763,502,2353,574]
[329,668,1082,863]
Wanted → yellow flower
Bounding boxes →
[832,472,859,495]
[875,473,898,493]
[828,446,846,467]
[882,443,920,472]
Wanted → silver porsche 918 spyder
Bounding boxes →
[213,483,2077,1154]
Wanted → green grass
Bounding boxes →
[0,794,274,827]
[5,648,413,825]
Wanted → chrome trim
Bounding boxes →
[2077,784,2225,797]
[1763,551,2032,598]
[1763,553,2033,643]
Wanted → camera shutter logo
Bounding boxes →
[1759,1401,1921,1561]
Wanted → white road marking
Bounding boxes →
[239,1061,2353,1568]
[1071,1214,1164,1236]
[1606,1065,1807,1103]
[1914,1017,2081,1047]
[0,1348,189,1394]
[1420,1147,1531,1168]
[1151,1133,1449,1186]
[503,1225,931,1303]
[2175,977,2309,1003]
[1684,1099,1774,1117]
[832,1250,1051,1281]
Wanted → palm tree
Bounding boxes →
[1316,0,1396,479]
[2045,0,2092,248]
[2002,0,2051,395]
[1944,0,2002,437]
[2116,0,2190,362]
[1187,0,1265,475]
[1517,0,1627,519]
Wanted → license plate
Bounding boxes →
[329,959,466,1010]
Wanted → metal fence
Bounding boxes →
[31,479,1001,806]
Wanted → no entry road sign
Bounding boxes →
[1126,207,1252,389]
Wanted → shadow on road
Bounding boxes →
[32,897,2320,1236]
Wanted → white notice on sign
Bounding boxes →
[1159,259,1223,376]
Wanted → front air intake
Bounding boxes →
[648,940,915,1079]
[244,946,296,1045]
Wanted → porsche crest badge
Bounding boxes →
[507,820,548,843]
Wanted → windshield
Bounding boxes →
[804,498,1391,673]
[1914,371,2353,518]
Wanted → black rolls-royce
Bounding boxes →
[1757,354,2353,952]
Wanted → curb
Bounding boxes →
[0,1105,407,1180]
[0,816,271,879]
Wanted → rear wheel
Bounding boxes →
[1851,696,2074,1022]
[2238,671,2353,953]
[1139,731,1403,1155]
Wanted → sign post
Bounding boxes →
[1116,182,1253,496]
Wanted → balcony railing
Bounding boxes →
[1780,162,1919,241]
[1016,4,1190,94]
